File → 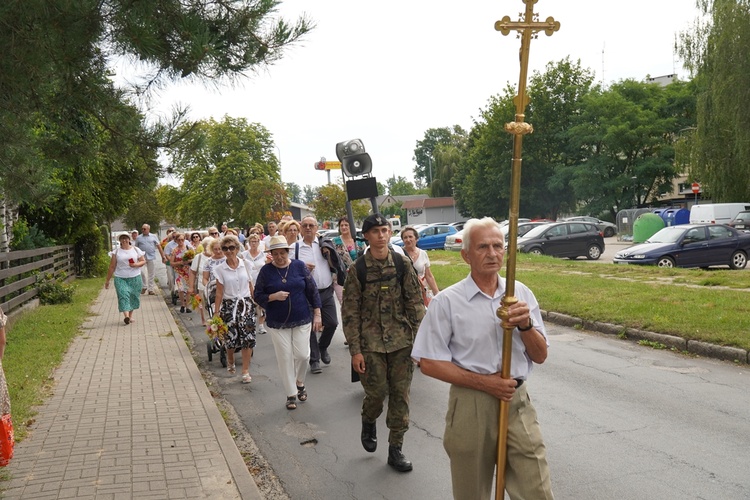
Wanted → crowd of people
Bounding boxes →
[116,215,553,497]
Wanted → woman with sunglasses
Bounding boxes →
[169,233,193,313]
[254,235,322,410]
[213,235,257,384]
[190,232,204,253]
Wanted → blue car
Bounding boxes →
[394,224,458,250]
[613,224,750,269]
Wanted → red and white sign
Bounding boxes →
[691,182,700,194]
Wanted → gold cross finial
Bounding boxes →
[495,0,560,118]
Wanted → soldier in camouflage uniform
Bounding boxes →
[341,213,426,472]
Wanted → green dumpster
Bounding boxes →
[633,213,665,243]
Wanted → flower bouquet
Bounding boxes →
[182,249,196,263]
[206,316,228,339]
[190,293,202,311]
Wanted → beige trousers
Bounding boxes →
[443,384,554,500]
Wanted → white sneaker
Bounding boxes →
[258,324,267,334]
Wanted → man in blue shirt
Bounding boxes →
[135,224,166,295]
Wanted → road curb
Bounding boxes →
[541,310,749,364]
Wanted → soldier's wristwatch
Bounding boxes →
[517,319,534,332]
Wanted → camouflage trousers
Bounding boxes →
[361,347,414,446]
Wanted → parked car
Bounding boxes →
[501,221,552,240]
[561,216,618,237]
[449,221,466,231]
[444,229,464,251]
[612,224,750,269]
[728,210,750,232]
[395,223,458,250]
[517,222,604,260]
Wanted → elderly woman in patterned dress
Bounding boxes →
[213,235,257,384]
[169,232,194,313]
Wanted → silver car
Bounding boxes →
[562,216,617,238]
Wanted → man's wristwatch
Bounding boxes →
[517,319,534,332]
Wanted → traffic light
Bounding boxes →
[336,139,372,177]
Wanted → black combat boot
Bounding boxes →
[387,445,413,472]
[361,421,377,453]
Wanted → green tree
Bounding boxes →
[313,184,370,223]
[0,0,312,209]
[385,176,417,196]
[285,182,302,203]
[413,126,468,187]
[678,0,750,201]
[241,178,290,224]
[302,185,319,206]
[313,184,347,224]
[452,59,595,220]
[167,116,281,227]
[123,188,164,231]
[568,79,694,217]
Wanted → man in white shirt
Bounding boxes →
[411,217,553,500]
[295,216,339,374]
[134,224,166,295]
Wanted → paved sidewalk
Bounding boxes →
[2,285,261,499]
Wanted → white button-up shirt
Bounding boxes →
[412,274,547,380]
[296,238,333,290]
[213,260,252,299]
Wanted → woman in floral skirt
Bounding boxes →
[213,235,256,384]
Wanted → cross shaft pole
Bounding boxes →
[493,1,558,498]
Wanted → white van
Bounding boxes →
[388,217,402,232]
[689,203,750,224]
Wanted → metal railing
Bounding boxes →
[0,245,75,314]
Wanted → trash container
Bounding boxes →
[633,213,665,243]
[664,208,690,226]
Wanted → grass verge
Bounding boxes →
[430,251,750,351]
[4,278,102,441]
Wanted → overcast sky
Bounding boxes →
[147,0,701,189]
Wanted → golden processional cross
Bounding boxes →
[494,1,559,499]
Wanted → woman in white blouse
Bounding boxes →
[105,233,146,324]
[213,235,257,384]
[242,232,269,334]
[400,226,439,305]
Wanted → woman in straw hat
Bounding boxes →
[254,235,322,410]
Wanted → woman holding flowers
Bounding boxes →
[203,238,226,318]
[254,235,322,410]
[105,233,146,324]
[213,235,256,384]
[189,236,214,326]
[169,233,194,313]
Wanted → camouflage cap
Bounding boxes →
[362,213,388,233]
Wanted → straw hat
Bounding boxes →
[264,235,291,252]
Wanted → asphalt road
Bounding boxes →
[156,260,750,499]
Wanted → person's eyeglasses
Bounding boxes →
[192,235,200,239]
[301,223,316,228]
[221,246,237,251]
[210,232,219,236]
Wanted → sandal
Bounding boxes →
[124,317,130,325]
[296,385,308,402]
[286,396,297,410]
[228,364,236,375]
[242,373,252,384]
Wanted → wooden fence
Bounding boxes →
[0,245,76,314]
